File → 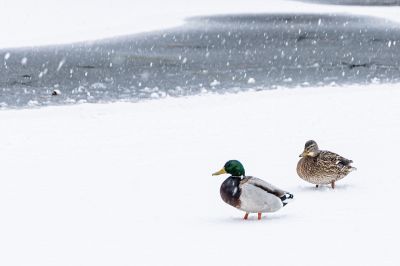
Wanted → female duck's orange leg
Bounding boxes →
[243,212,249,220]
[258,213,262,220]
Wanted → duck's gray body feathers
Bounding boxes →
[239,177,284,213]
[220,176,292,213]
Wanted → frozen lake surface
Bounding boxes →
[1,13,400,108]
[299,0,400,5]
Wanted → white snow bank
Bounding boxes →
[1,0,400,49]
[0,84,399,265]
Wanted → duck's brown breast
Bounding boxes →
[297,156,333,184]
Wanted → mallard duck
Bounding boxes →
[297,140,357,189]
[212,160,293,220]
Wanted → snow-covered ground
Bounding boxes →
[0,84,399,265]
[1,0,400,48]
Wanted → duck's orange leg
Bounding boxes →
[243,212,249,220]
[258,212,262,220]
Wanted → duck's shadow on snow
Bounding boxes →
[293,183,355,193]
[212,213,289,224]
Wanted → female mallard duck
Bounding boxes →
[212,160,293,220]
[297,140,357,189]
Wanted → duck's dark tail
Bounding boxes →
[280,193,294,206]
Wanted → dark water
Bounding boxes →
[1,13,400,108]
[297,0,400,5]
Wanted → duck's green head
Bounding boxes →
[212,160,245,177]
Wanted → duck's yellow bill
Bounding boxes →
[212,168,226,176]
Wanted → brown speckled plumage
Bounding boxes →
[297,140,356,188]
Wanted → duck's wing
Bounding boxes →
[241,177,286,198]
[319,150,353,167]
